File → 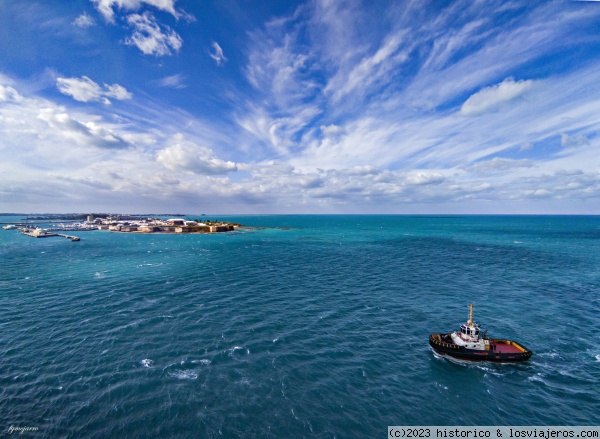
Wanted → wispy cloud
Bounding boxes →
[72,13,95,27]
[230,0,600,212]
[156,73,187,89]
[209,41,227,65]
[324,32,410,103]
[56,76,132,104]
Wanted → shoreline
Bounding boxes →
[2,216,247,238]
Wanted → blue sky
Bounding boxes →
[1,0,600,214]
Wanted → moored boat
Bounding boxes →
[429,304,532,362]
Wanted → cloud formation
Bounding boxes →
[56,76,132,104]
[0,85,23,103]
[91,0,180,23]
[88,0,188,57]
[0,80,132,160]
[124,12,182,56]
[73,13,95,27]
[157,138,238,175]
[460,78,534,115]
[37,107,129,149]
[3,2,600,213]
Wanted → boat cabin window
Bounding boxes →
[461,325,479,337]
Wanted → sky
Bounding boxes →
[1,0,600,214]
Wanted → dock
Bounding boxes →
[20,230,80,241]
[22,230,58,238]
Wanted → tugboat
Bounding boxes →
[429,304,532,362]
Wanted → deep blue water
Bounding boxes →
[1,215,599,438]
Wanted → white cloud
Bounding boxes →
[57,77,102,102]
[209,41,227,65]
[105,83,132,100]
[157,138,238,175]
[37,107,129,149]
[91,0,180,23]
[406,172,445,186]
[460,78,534,115]
[523,188,552,198]
[57,76,132,104]
[73,13,95,27]
[124,12,182,56]
[156,73,187,89]
[0,85,23,103]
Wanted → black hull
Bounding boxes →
[429,333,532,363]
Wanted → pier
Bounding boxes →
[20,229,80,241]
[58,234,80,241]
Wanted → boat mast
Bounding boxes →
[468,303,474,326]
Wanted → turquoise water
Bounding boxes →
[1,215,599,437]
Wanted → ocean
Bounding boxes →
[1,215,599,437]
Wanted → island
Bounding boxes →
[99,217,242,234]
[2,215,244,240]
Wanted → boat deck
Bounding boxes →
[490,341,523,354]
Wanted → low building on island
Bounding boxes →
[96,216,239,234]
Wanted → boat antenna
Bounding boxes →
[468,303,474,326]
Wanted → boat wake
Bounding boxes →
[431,347,513,372]
[431,348,476,365]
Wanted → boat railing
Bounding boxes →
[430,334,460,350]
